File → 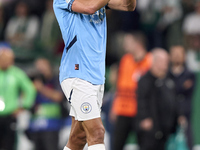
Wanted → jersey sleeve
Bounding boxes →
[53,0,75,12]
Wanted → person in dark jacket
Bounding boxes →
[169,45,195,149]
[136,48,184,150]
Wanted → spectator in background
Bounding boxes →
[138,0,183,49]
[111,32,152,150]
[136,49,184,150]
[183,1,200,36]
[5,1,39,62]
[38,0,61,60]
[158,0,183,49]
[159,0,182,29]
[0,44,36,150]
[183,1,200,72]
[181,0,195,17]
[185,34,200,72]
[169,45,195,149]
[28,58,63,150]
[137,0,163,49]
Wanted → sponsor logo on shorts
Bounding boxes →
[81,102,92,114]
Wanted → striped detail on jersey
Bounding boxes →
[67,35,77,52]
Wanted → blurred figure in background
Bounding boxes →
[183,1,200,36]
[137,0,163,49]
[183,1,200,72]
[28,58,63,150]
[169,45,195,149]
[159,0,183,49]
[5,0,39,63]
[136,49,183,150]
[181,0,195,17]
[38,0,61,60]
[111,32,152,150]
[0,44,36,150]
[137,0,183,49]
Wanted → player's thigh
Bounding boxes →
[82,117,105,139]
[67,117,87,150]
[69,117,86,142]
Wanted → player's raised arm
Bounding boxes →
[71,0,110,14]
[107,0,136,11]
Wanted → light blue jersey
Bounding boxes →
[53,0,107,85]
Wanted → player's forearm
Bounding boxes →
[72,0,110,14]
[108,0,136,11]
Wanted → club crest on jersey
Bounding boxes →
[81,102,92,114]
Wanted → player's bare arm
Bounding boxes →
[107,0,136,11]
[71,0,110,14]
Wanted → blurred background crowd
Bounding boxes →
[0,0,200,150]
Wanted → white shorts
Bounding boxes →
[61,78,104,121]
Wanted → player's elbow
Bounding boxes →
[129,5,136,11]
[126,0,136,11]
[127,5,136,11]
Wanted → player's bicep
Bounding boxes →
[54,0,93,14]
[71,0,94,14]
[107,0,136,11]
[54,0,109,15]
